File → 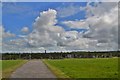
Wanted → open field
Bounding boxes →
[43,58,118,78]
[1,60,28,78]
[0,60,2,79]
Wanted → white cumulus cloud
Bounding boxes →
[2,2,119,52]
[21,27,29,33]
[0,25,15,38]
[27,9,65,48]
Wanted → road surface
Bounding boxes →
[11,60,56,78]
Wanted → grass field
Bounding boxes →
[43,58,118,78]
[0,60,2,79]
[0,60,27,78]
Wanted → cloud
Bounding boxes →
[21,27,29,33]
[0,25,3,39]
[57,4,80,17]
[80,2,117,18]
[84,4,118,38]
[61,2,118,51]
[3,3,33,14]
[62,20,89,29]
[0,25,2,51]
[65,38,98,50]
[1,25,17,52]
[26,9,94,51]
[0,25,15,38]
[27,9,65,48]
[83,3,118,50]
[2,2,118,52]
[61,31,78,42]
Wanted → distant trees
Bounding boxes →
[2,51,120,60]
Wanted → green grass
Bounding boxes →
[0,60,1,65]
[1,60,28,78]
[0,60,2,79]
[43,58,118,78]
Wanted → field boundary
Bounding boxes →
[42,59,70,78]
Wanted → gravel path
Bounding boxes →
[10,60,56,78]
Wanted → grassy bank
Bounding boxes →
[43,58,118,78]
[1,60,28,78]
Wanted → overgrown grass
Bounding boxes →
[1,60,28,78]
[43,58,118,78]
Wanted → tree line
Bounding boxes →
[2,51,120,60]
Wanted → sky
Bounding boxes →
[0,2,119,53]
